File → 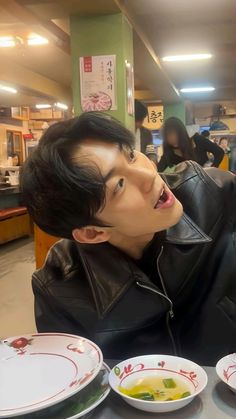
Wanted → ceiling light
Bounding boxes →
[27,35,48,46]
[162,53,212,62]
[0,85,17,94]
[0,37,15,47]
[36,104,51,109]
[55,102,68,110]
[180,87,215,93]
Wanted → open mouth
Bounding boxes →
[154,186,175,210]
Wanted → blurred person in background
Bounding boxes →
[219,137,230,154]
[135,99,157,165]
[202,130,210,140]
[219,137,231,171]
[11,153,20,166]
[158,117,224,172]
[5,153,20,177]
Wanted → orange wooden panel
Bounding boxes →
[34,225,59,269]
[0,213,31,245]
[219,154,229,171]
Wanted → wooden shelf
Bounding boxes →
[210,114,236,118]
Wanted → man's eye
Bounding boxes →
[114,178,124,194]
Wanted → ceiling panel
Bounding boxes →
[124,0,236,101]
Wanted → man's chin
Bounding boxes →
[168,200,184,227]
[158,200,183,231]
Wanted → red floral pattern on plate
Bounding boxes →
[223,363,236,382]
[8,337,33,355]
[67,343,85,354]
[115,359,199,389]
[70,369,95,388]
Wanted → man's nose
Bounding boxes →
[129,166,156,194]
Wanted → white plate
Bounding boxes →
[13,363,110,419]
[0,333,103,417]
[67,363,110,419]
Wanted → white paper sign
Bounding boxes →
[80,55,117,112]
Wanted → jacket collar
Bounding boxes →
[77,214,211,318]
[165,213,212,245]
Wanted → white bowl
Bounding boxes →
[109,355,208,413]
[216,353,236,393]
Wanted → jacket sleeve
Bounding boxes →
[158,155,168,172]
[199,136,224,167]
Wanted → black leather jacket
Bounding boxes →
[32,162,236,366]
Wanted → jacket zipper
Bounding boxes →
[136,245,177,355]
[157,246,174,318]
[157,246,177,355]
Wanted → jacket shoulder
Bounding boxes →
[163,161,235,226]
[32,239,84,289]
[163,160,235,193]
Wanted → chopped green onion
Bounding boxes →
[181,391,191,398]
[163,378,176,388]
[131,392,155,401]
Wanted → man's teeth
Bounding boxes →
[154,188,165,208]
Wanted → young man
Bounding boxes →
[21,113,236,366]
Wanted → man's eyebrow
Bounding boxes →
[103,168,116,183]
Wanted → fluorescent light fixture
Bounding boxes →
[180,87,215,93]
[0,85,17,94]
[55,102,68,110]
[36,104,51,109]
[27,35,48,46]
[162,53,212,62]
[0,37,15,47]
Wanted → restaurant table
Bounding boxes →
[87,361,236,419]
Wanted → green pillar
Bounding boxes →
[70,13,134,131]
[164,102,186,124]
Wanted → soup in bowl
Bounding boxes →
[109,355,208,413]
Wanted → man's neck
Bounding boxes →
[109,232,155,260]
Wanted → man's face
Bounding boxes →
[78,140,183,238]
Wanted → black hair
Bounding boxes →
[20,112,134,239]
[202,130,210,138]
[162,117,196,166]
[135,99,148,122]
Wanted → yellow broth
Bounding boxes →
[119,376,191,401]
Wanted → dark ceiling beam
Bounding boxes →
[1,0,70,54]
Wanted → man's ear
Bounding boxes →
[72,226,112,244]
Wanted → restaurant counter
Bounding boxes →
[0,185,20,209]
[0,186,32,244]
[89,362,236,419]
